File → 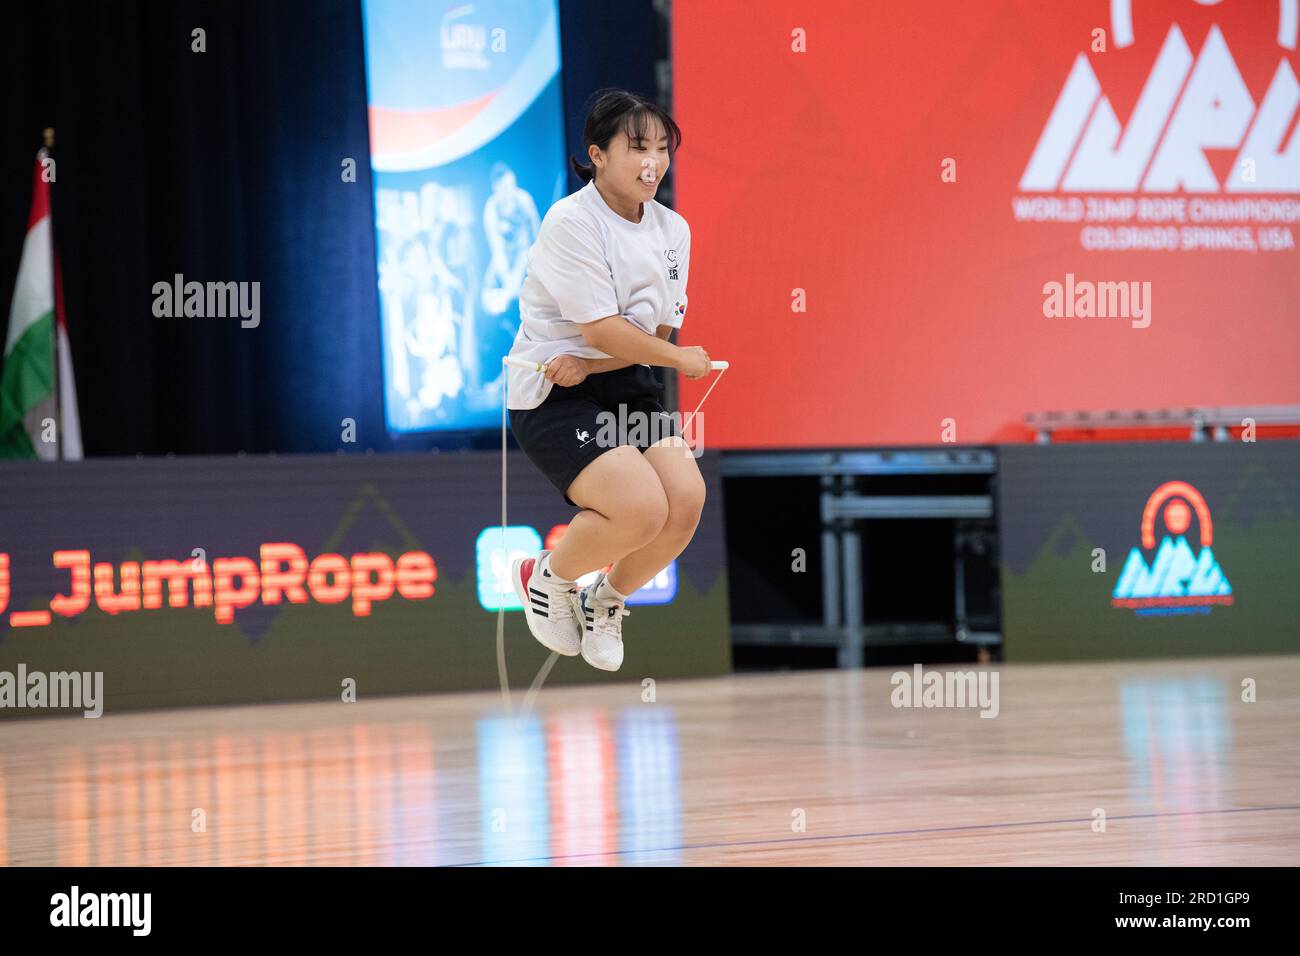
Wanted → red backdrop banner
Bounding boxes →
[673,0,1299,447]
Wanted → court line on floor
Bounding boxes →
[449,803,1300,867]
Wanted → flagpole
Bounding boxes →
[44,127,60,462]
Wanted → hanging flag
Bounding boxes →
[0,146,81,459]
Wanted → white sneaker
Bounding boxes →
[511,550,582,656]
[578,572,631,671]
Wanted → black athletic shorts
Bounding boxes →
[509,363,682,507]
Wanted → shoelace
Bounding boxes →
[555,584,582,620]
[593,603,630,642]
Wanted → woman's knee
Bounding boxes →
[616,486,670,547]
[644,440,706,538]
[662,476,706,538]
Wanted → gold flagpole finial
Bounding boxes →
[43,127,55,148]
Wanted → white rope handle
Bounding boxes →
[503,356,548,372]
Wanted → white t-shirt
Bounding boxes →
[506,179,691,409]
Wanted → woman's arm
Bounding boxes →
[579,315,684,369]
[583,356,635,373]
[582,325,674,373]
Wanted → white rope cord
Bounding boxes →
[496,379,513,716]
[680,364,727,443]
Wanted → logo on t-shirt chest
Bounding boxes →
[664,248,678,281]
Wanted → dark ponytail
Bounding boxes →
[569,88,682,184]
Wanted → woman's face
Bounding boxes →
[591,117,670,203]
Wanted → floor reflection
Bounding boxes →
[2,704,681,866]
[476,707,681,865]
[1120,676,1229,863]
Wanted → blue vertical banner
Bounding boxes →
[361,1,566,434]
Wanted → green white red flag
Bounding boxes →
[1,147,81,459]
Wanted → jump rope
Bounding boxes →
[495,353,728,714]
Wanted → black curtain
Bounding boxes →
[1,0,664,457]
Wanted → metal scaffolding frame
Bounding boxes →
[721,448,1000,666]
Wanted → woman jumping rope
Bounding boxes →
[506,89,712,672]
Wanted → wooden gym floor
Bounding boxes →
[1,655,1296,866]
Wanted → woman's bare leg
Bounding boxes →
[603,436,706,594]
[544,446,668,582]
